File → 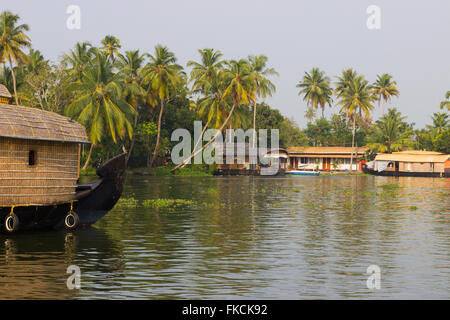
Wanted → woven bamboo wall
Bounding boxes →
[0,137,80,206]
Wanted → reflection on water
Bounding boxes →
[0,176,449,299]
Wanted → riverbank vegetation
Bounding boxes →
[1,11,448,175]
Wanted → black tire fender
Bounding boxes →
[65,211,80,230]
[5,213,19,232]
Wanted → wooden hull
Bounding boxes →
[0,153,127,233]
[362,164,449,178]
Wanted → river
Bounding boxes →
[0,175,449,299]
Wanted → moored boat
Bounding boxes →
[362,150,450,177]
[0,95,126,233]
[285,169,320,176]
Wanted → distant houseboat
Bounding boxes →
[213,143,260,175]
[212,143,287,175]
[0,86,126,233]
[287,146,368,172]
[362,150,450,177]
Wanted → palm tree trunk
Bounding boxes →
[180,117,211,169]
[253,101,257,149]
[149,99,164,168]
[382,99,386,116]
[8,57,19,105]
[350,115,356,174]
[82,144,94,170]
[126,112,139,165]
[172,103,237,172]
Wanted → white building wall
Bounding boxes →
[291,157,359,171]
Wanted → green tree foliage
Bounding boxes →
[139,45,185,167]
[0,11,31,105]
[336,74,375,172]
[65,52,136,169]
[254,103,307,148]
[367,108,413,153]
[440,91,450,111]
[297,68,332,119]
[415,112,450,152]
[372,73,399,116]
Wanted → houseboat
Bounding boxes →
[0,85,126,233]
[287,146,368,172]
[362,150,450,177]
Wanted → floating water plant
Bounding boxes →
[378,184,401,190]
[115,197,139,208]
[142,199,196,209]
[207,189,218,195]
[344,202,355,208]
[272,202,282,207]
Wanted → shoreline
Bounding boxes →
[81,166,372,177]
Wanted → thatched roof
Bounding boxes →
[0,103,89,143]
[288,146,368,155]
[0,84,11,98]
[375,151,450,163]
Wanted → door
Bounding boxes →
[322,158,331,170]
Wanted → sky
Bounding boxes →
[3,0,450,129]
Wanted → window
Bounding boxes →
[300,157,307,164]
[29,150,36,166]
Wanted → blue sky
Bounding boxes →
[4,0,450,128]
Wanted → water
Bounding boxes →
[0,175,449,299]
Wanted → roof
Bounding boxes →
[0,85,11,98]
[375,151,450,163]
[288,146,369,155]
[0,103,89,143]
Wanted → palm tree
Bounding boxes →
[249,55,278,149]
[183,49,227,162]
[297,68,332,119]
[100,35,122,62]
[139,45,185,168]
[65,53,135,169]
[372,74,399,116]
[428,112,449,134]
[335,68,358,124]
[117,50,148,162]
[0,11,31,105]
[187,48,225,135]
[26,49,46,74]
[188,48,224,94]
[368,108,413,153]
[172,59,255,171]
[221,59,255,132]
[440,91,450,111]
[63,42,96,81]
[337,75,375,172]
